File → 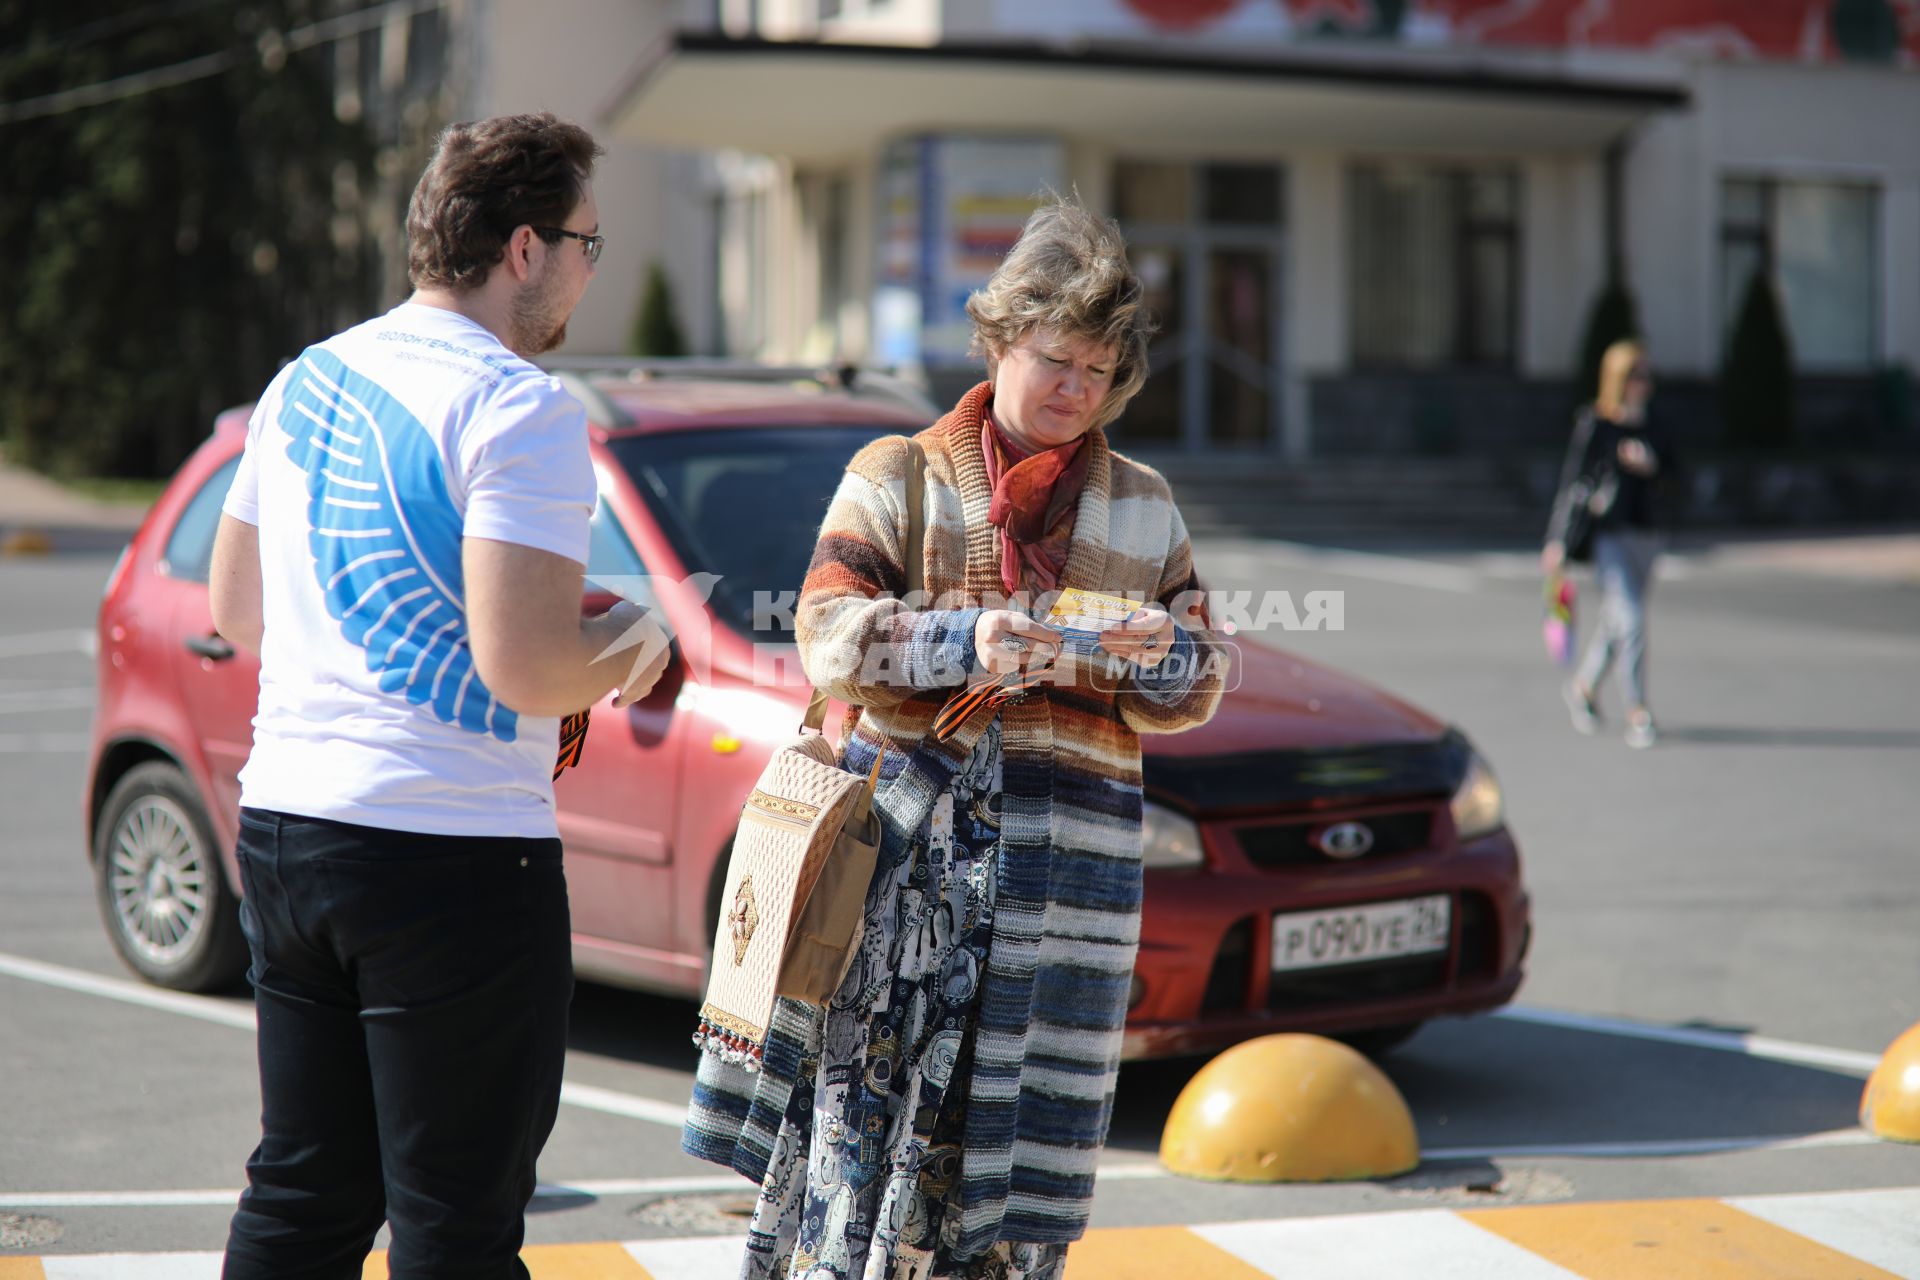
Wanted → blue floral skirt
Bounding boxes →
[738,724,1068,1280]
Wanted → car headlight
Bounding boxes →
[1142,800,1205,869]
[1450,751,1505,842]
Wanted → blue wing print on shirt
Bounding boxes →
[276,347,519,743]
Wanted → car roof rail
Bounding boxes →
[537,356,939,417]
[549,371,634,428]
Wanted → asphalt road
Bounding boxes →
[2,539,1918,1257]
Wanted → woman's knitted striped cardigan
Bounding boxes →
[682,382,1227,1253]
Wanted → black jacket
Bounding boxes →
[1545,406,1680,555]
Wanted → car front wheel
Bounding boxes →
[94,761,248,992]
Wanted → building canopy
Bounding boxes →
[605,33,1687,162]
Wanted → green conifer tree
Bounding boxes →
[1721,271,1797,452]
[629,262,689,358]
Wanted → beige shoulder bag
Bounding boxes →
[693,439,926,1072]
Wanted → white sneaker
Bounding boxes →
[1562,682,1599,735]
[1625,716,1658,750]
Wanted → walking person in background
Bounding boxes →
[1542,339,1678,750]
[683,200,1230,1279]
[208,113,668,1279]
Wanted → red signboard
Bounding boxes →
[1120,0,1920,63]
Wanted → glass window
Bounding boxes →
[1349,164,1519,369]
[161,455,241,584]
[1719,177,1876,369]
[1205,164,1282,226]
[607,426,890,640]
[1113,162,1191,225]
[1776,183,1876,367]
[585,495,646,582]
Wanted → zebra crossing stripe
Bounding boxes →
[1459,1197,1910,1279]
[8,1190,1919,1278]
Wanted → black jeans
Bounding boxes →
[222,808,572,1280]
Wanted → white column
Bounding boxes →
[1284,150,1346,460]
[1882,174,1920,370]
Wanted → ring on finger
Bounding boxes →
[1141,636,1160,650]
[1001,636,1028,654]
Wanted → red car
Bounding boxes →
[86,365,1529,1060]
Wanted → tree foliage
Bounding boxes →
[1575,276,1640,408]
[0,2,379,477]
[1722,269,1797,452]
[629,260,690,358]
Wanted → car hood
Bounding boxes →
[1139,638,1467,816]
[1143,636,1447,758]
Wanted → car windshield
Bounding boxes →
[606,426,891,641]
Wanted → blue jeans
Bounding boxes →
[1575,529,1661,712]
[222,809,572,1280]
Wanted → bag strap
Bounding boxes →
[803,438,926,733]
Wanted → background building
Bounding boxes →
[573,0,1919,484]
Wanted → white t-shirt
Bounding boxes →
[223,303,595,838]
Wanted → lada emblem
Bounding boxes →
[1313,821,1375,860]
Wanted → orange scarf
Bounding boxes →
[982,402,1091,597]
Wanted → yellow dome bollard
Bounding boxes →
[1860,1021,1920,1143]
[1160,1033,1419,1182]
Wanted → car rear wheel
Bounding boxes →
[1338,1021,1425,1058]
[94,762,247,992]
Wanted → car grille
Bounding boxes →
[1235,808,1434,869]
[1201,918,1254,1013]
[1268,956,1450,1010]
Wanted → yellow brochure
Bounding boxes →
[1045,587,1146,639]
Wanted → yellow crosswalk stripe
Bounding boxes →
[1461,1198,1911,1279]
[0,1261,47,1279]
[1061,1224,1278,1280]
[359,1244,651,1278]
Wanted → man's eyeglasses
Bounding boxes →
[534,226,605,265]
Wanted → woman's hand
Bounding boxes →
[1617,438,1657,477]
[1099,607,1176,670]
[1541,541,1566,575]
[974,610,1061,676]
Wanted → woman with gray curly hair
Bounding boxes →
[683,199,1230,1280]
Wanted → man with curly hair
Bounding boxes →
[210,113,667,1279]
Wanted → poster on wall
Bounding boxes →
[872,135,1066,367]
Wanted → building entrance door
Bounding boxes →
[1114,161,1287,453]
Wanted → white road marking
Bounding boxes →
[558,1080,689,1129]
[0,628,93,659]
[42,1254,225,1279]
[625,1236,759,1278]
[1196,1209,1584,1279]
[0,951,698,1131]
[0,1176,753,1210]
[1,1189,240,1209]
[0,955,1894,1211]
[1495,1005,1884,1076]
[1422,1127,1877,1162]
[0,951,257,1032]
[0,685,94,715]
[1729,1186,1920,1276]
[0,731,91,752]
[1256,543,1482,594]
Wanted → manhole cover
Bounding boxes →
[0,1213,63,1250]
[631,1194,760,1235]
[1382,1165,1574,1205]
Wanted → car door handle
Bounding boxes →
[185,634,236,662]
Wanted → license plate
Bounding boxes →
[1271,895,1451,973]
